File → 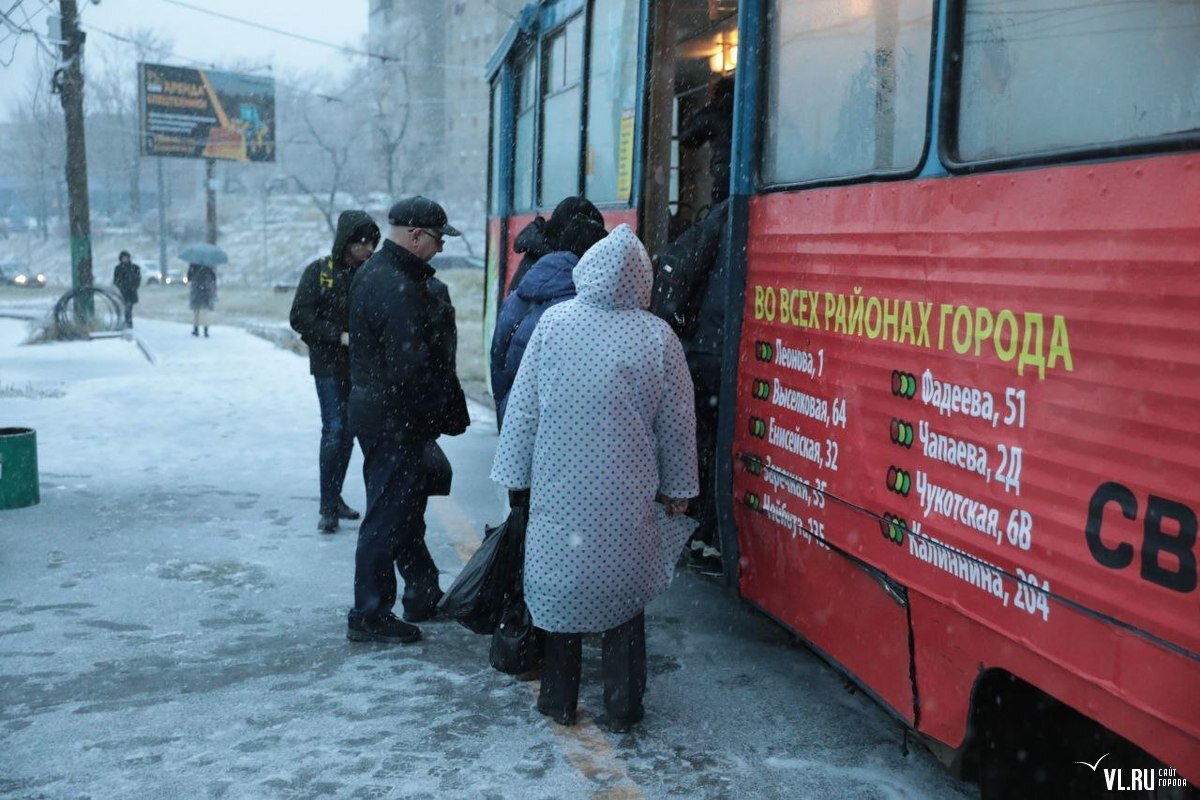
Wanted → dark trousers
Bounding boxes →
[538,613,647,721]
[350,435,440,621]
[690,355,721,546]
[314,376,353,514]
[123,301,134,326]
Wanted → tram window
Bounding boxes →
[955,0,1200,161]
[540,17,586,205]
[488,84,503,216]
[514,52,537,211]
[762,0,934,185]
[586,0,640,204]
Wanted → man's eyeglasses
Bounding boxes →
[418,228,445,246]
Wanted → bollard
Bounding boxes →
[0,427,39,509]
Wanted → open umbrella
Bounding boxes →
[178,243,229,267]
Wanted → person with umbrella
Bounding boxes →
[180,243,225,337]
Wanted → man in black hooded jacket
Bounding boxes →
[290,210,380,533]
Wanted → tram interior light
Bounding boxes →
[848,0,874,19]
[709,29,738,74]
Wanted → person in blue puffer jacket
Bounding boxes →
[491,197,607,427]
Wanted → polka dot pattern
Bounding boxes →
[491,225,699,633]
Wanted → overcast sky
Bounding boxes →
[0,0,369,121]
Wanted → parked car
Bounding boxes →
[0,261,46,288]
[142,260,186,285]
[141,259,163,284]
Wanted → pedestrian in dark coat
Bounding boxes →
[345,195,470,646]
[187,263,218,337]
[507,215,550,294]
[680,76,734,204]
[290,209,380,533]
[113,251,141,328]
[677,201,731,572]
[490,196,606,425]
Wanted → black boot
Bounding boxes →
[318,512,338,533]
[192,326,199,336]
[203,327,209,337]
[336,499,360,520]
[347,613,421,644]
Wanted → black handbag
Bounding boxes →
[441,378,470,436]
[489,594,543,675]
[423,441,452,496]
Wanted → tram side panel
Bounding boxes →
[730,154,1200,779]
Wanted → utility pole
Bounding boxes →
[205,158,217,244]
[156,159,168,277]
[55,0,93,315]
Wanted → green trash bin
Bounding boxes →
[0,427,39,509]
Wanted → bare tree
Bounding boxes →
[367,28,422,197]
[87,28,173,219]
[2,56,67,240]
[285,98,364,234]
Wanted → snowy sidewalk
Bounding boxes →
[0,318,975,799]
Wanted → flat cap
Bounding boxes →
[387,195,461,237]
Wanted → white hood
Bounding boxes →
[573,223,652,311]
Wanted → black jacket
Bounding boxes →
[680,83,733,203]
[113,261,141,304]
[348,240,469,441]
[289,210,377,378]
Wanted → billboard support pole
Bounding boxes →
[205,158,218,244]
[156,159,168,279]
[58,0,93,318]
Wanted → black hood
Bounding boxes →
[332,210,380,264]
[514,216,550,259]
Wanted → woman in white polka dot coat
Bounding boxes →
[491,223,698,731]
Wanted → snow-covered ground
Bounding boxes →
[0,317,977,799]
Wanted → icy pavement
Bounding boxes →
[0,318,977,799]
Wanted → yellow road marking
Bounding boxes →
[431,496,645,800]
[430,496,482,561]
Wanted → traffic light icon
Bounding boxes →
[755,341,773,362]
[752,379,771,401]
[891,370,916,399]
[889,418,914,448]
[886,466,911,496]
[745,492,762,510]
[879,512,906,545]
[749,417,766,438]
[743,454,763,476]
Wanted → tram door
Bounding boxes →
[641,0,738,256]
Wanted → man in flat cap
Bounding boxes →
[345,195,470,644]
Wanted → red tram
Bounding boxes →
[485,1,1199,794]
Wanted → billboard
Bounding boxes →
[138,62,275,162]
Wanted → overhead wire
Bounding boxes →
[0,0,33,51]
[155,0,482,74]
[84,19,454,108]
[82,21,347,105]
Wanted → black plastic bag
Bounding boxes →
[438,506,526,634]
[489,595,543,675]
